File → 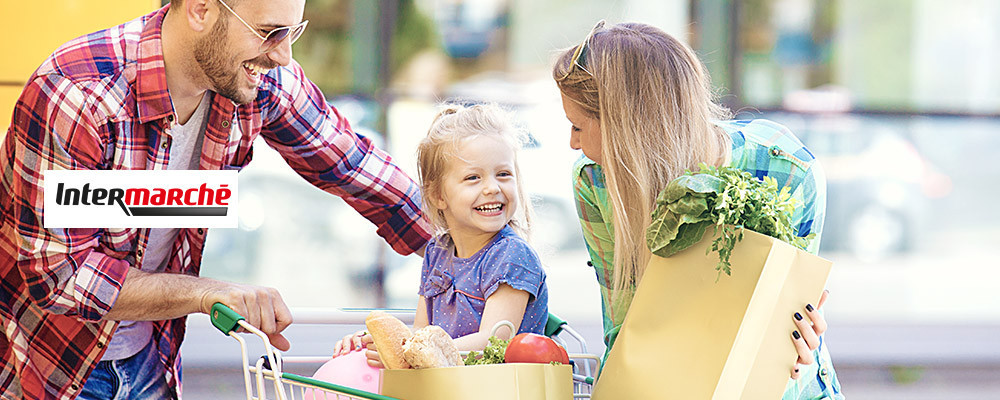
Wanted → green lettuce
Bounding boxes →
[646,164,813,279]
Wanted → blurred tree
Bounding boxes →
[294,0,439,96]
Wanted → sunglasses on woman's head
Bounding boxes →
[559,20,606,81]
[217,0,309,54]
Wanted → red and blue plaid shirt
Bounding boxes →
[0,5,432,399]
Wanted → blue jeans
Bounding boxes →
[78,339,176,400]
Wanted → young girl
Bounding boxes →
[332,104,548,366]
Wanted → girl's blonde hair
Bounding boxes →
[553,22,732,296]
[416,103,533,239]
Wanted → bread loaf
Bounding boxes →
[365,311,412,369]
[402,325,463,368]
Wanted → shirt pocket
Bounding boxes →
[224,140,254,172]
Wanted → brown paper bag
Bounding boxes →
[592,228,832,400]
[380,363,573,400]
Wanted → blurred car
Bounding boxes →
[766,112,950,260]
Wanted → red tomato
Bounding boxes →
[504,333,570,364]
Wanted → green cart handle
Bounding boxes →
[211,302,245,334]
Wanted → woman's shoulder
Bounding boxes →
[716,119,817,172]
[572,154,605,188]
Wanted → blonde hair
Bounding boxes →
[416,104,533,239]
[553,22,732,295]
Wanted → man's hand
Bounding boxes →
[104,269,293,351]
[199,282,293,351]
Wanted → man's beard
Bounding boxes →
[193,15,256,105]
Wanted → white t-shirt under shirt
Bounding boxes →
[102,94,210,360]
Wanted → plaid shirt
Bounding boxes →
[573,119,842,399]
[0,5,432,399]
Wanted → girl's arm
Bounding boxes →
[414,295,430,330]
[452,284,529,351]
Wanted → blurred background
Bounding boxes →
[2,0,998,398]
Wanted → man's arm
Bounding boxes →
[7,73,134,321]
[257,63,433,256]
[104,269,293,350]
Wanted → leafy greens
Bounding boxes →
[646,164,813,278]
[463,336,510,366]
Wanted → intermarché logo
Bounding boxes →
[43,170,239,228]
[54,182,232,217]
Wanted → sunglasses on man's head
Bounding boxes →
[559,20,606,81]
[217,0,309,54]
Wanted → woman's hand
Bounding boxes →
[332,330,367,357]
[789,290,830,379]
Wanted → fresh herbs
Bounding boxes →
[646,164,812,278]
[463,336,510,366]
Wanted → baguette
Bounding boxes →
[365,311,412,369]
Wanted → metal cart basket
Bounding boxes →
[211,303,600,399]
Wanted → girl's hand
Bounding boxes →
[363,336,388,368]
[789,290,830,379]
[332,330,367,357]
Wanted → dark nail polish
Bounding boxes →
[794,312,803,321]
[793,330,801,340]
[806,304,814,312]
[795,368,800,373]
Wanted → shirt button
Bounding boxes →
[71,384,79,391]
[161,142,169,149]
[167,115,174,122]
[770,147,781,156]
[197,228,204,235]
[820,367,829,376]
[221,120,231,128]
[137,249,143,257]
[97,341,105,348]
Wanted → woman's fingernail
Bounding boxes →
[795,368,800,373]
[794,312,803,321]
[806,304,814,312]
[793,330,801,340]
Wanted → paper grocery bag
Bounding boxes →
[380,363,572,400]
[592,229,832,400]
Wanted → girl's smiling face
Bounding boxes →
[431,135,519,242]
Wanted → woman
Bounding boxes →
[553,21,843,399]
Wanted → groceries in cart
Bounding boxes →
[366,311,463,369]
[212,303,599,400]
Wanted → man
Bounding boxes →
[0,0,432,398]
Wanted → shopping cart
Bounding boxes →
[211,303,600,399]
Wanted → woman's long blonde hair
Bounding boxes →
[416,104,533,239]
[553,22,732,295]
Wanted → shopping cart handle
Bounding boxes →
[210,302,245,334]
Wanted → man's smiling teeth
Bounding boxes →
[475,203,503,212]
[243,63,267,76]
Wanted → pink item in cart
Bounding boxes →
[304,350,381,398]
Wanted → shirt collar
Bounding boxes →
[135,4,174,124]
